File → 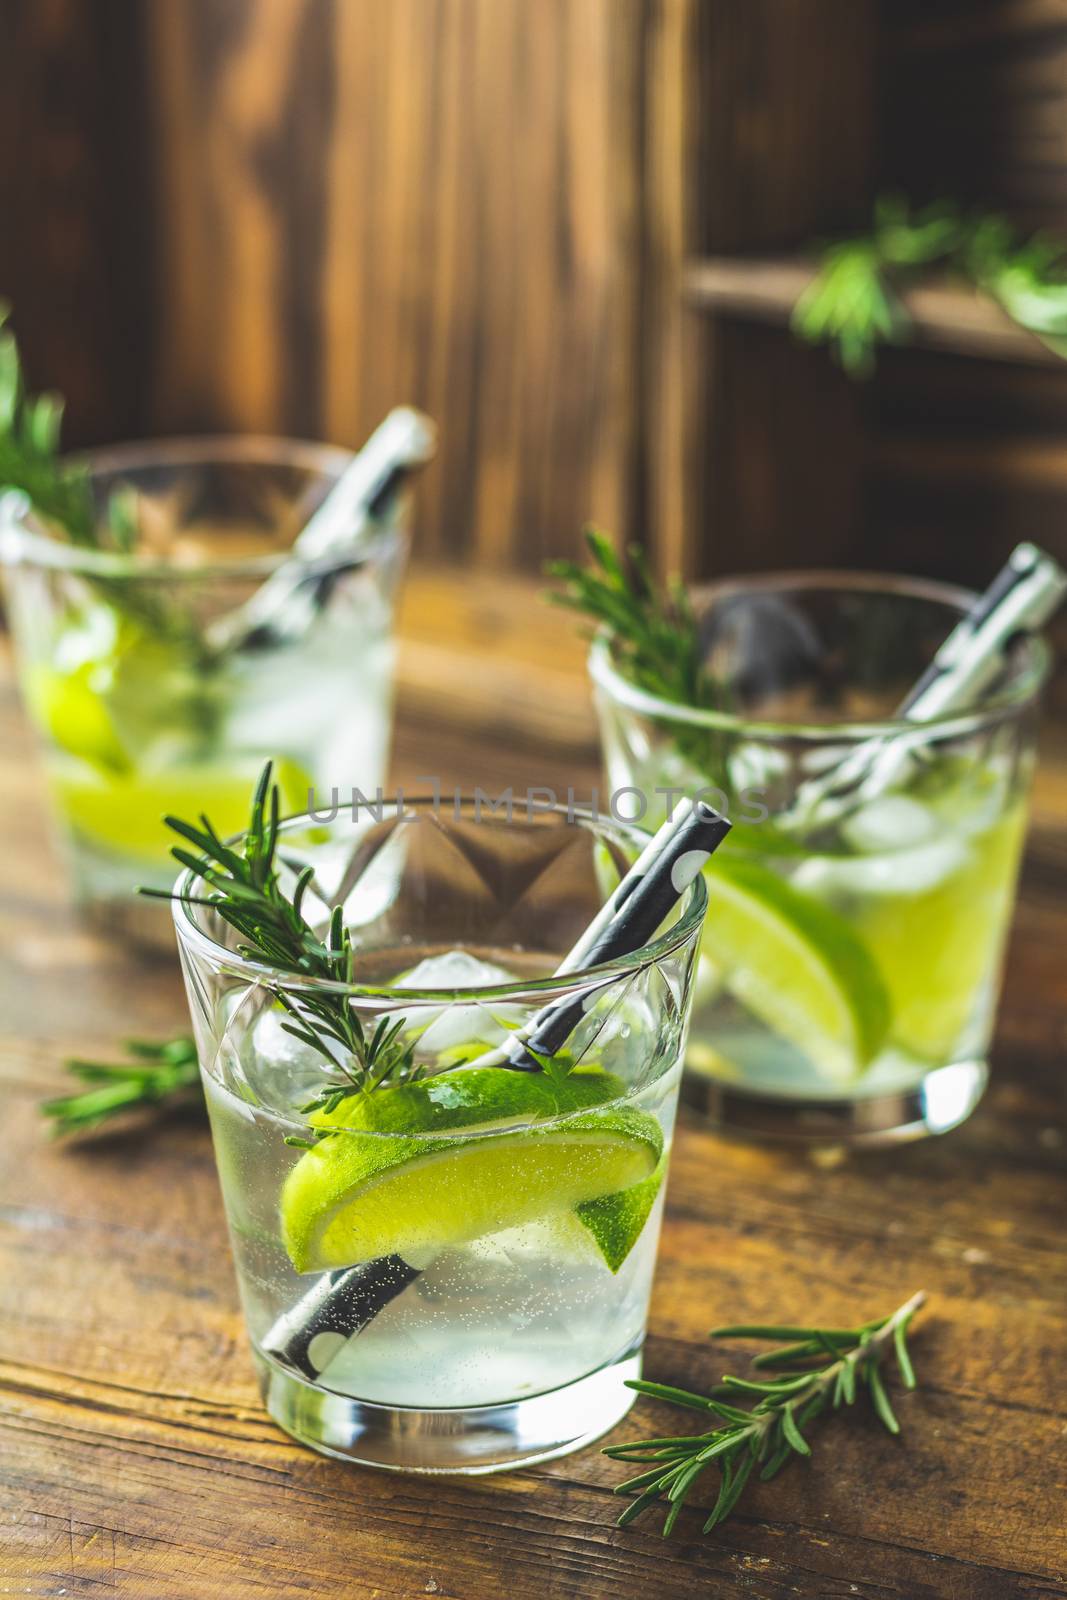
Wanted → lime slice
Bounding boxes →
[575,1154,666,1272]
[702,858,891,1084]
[54,756,314,865]
[308,1063,623,1135]
[23,611,207,773]
[856,807,1026,1061]
[24,662,131,774]
[281,1067,662,1273]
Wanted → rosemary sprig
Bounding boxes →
[965,211,1067,354]
[0,306,215,660]
[547,529,733,783]
[604,1290,925,1536]
[142,762,417,1140]
[793,194,1067,376]
[41,1036,201,1137]
[0,304,99,546]
[547,528,716,712]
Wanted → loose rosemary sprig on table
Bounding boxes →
[42,1036,201,1137]
[605,1290,925,1536]
[793,194,1067,376]
[142,762,417,1142]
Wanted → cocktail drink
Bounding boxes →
[172,797,706,1471]
[591,573,1047,1143]
[0,439,405,940]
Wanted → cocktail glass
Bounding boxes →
[0,438,406,944]
[172,798,706,1472]
[590,572,1047,1144]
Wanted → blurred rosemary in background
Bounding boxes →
[43,1037,201,1138]
[547,529,714,712]
[0,304,211,654]
[793,194,1067,375]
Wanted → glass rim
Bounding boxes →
[0,433,402,582]
[171,798,709,1008]
[588,568,1051,742]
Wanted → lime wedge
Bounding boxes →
[54,756,314,865]
[856,807,1026,1062]
[575,1154,666,1272]
[280,1067,662,1273]
[702,858,891,1084]
[24,662,130,774]
[307,1063,624,1134]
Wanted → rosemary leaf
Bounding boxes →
[42,1036,201,1137]
[0,306,217,660]
[546,527,717,715]
[793,194,1067,375]
[144,763,425,1123]
[604,1290,926,1538]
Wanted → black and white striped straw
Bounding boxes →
[494,801,731,1067]
[790,542,1067,829]
[208,406,437,654]
[262,799,730,1382]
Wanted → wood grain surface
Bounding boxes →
[11,0,1067,594]
[1,0,648,568]
[686,256,1065,368]
[0,0,152,443]
[880,0,1067,230]
[1,566,1066,1599]
[138,0,647,573]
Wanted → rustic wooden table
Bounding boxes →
[2,569,1065,1599]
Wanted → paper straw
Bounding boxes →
[262,800,730,1380]
[497,800,731,1067]
[291,408,437,562]
[260,1257,422,1383]
[208,407,436,653]
[790,542,1067,830]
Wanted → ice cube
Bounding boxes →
[728,743,790,796]
[394,949,525,1054]
[867,835,971,896]
[397,950,520,990]
[796,834,970,900]
[842,795,939,854]
[336,823,408,930]
[246,1006,338,1108]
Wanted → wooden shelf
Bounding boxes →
[683,255,1062,368]
[870,434,1067,491]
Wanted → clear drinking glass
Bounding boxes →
[590,572,1048,1145]
[0,438,406,943]
[172,798,705,1473]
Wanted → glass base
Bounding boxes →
[683,1058,988,1147]
[254,1343,642,1474]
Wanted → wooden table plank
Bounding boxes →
[1,566,1065,1598]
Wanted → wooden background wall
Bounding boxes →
[3,0,1067,587]
[3,0,649,571]
[144,0,650,570]
[867,1,1067,594]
